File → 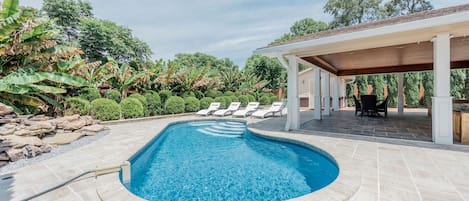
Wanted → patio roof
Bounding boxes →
[255,4,469,76]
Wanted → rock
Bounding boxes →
[0,153,9,161]
[80,124,107,133]
[63,119,87,131]
[23,145,42,158]
[1,135,44,148]
[42,132,85,145]
[39,144,53,153]
[6,148,25,162]
[13,121,55,136]
[0,103,14,116]
[29,115,51,121]
[55,115,80,129]
[81,116,96,126]
[0,161,7,167]
[0,127,15,136]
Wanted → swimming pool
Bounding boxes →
[122,120,339,201]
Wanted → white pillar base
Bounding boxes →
[432,97,453,145]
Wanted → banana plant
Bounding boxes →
[112,63,147,97]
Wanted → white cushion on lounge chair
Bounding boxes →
[232,102,260,117]
[213,102,241,116]
[251,102,285,118]
[196,102,220,116]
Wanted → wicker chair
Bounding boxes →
[353,95,362,116]
[377,96,389,118]
[360,95,377,116]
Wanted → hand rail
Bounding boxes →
[20,161,131,201]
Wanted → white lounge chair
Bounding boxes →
[196,102,221,116]
[251,102,286,118]
[213,102,241,116]
[232,102,260,117]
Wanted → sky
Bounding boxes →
[20,0,467,67]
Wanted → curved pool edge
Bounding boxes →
[96,118,362,201]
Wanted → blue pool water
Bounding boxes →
[123,121,339,201]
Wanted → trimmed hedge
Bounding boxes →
[144,91,162,115]
[184,97,200,112]
[159,90,172,105]
[270,95,280,102]
[182,91,196,98]
[224,91,235,96]
[165,96,185,114]
[214,96,228,108]
[104,89,121,102]
[120,98,144,119]
[129,93,148,116]
[64,97,90,116]
[206,90,222,98]
[200,97,214,109]
[238,95,249,107]
[91,98,121,121]
[246,94,256,102]
[259,95,271,105]
[79,87,101,101]
[194,90,205,99]
[229,95,239,103]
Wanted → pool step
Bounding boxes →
[211,125,245,132]
[204,127,244,135]
[196,128,242,138]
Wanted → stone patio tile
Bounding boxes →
[379,175,415,191]
[379,185,421,201]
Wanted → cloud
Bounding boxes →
[19,0,465,66]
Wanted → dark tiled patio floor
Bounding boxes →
[301,109,432,141]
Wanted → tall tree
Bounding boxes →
[404,72,421,107]
[271,18,328,44]
[173,52,236,72]
[383,0,433,17]
[78,17,152,63]
[385,74,398,107]
[421,72,433,107]
[42,0,93,42]
[450,69,466,99]
[324,0,383,28]
[355,76,368,96]
[368,75,385,100]
[465,70,469,99]
[244,55,285,90]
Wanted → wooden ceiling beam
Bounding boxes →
[301,56,339,75]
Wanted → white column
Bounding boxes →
[285,55,300,131]
[397,73,404,115]
[432,33,453,145]
[314,68,322,120]
[332,76,340,111]
[323,72,331,116]
[308,80,314,109]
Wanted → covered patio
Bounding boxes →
[255,4,469,145]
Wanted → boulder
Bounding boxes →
[1,135,44,148]
[55,115,80,129]
[28,115,51,121]
[0,161,8,167]
[0,103,14,116]
[39,144,53,153]
[81,116,96,126]
[62,119,87,131]
[0,153,9,161]
[0,126,15,136]
[80,124,107,134]
[13,121,56,136]
[6,148,25,162]
[42,132,85,145]
[23,145,42,158]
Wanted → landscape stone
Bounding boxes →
[55,115,80,128]
[0,153,9,161]
[42,132,86,145]
[0,127,15,135]
[23,145,42,158]
[0,103,14,116]
[6,149,25,162]
[1,135,44,148]
[80,124,107,133]
[28,115,51,121]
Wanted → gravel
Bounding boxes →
[0,130,110,175]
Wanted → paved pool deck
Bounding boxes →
[1,113,469,201]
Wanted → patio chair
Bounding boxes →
[377,96,389,118]
[360,95,377,116]
[196,102,220,116]
[232,102,260,117]
[213,102,241,116]
[251,102,286,118]
[353,95,362,116]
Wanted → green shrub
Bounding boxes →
[200,97,214,109]
[224,91,235,96]
[79,87,101,101]
[194,91,205,99]
[206,90,222,98]
[270,95,280,102]
[104,89,121,102]
[184,97,200,112]
[246,94,256,102]
[238,95,249,107]
[165,96,185,114]
[129,93,148,116]
[260,95,271,105]
[144,91,162,115]
[64,97,90,115]
[223,96,232,106]
[214,97,228,108]
[234,91,242,96]
[91,98,121,121]
[229,95,239,103]
[159,90,172,105]
[120,98,144,118]
[182,91,196,98]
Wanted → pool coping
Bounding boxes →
[96,118,362,201]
